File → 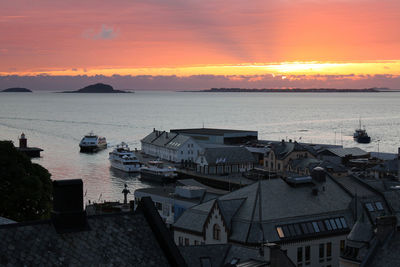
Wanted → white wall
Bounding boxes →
[204,205,228,244]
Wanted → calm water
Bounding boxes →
[1,91,400,202]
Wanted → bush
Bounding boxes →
[0,141,52,222]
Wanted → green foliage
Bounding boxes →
[0,141,52,222]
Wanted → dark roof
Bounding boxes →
[320,147,369,158]
[171,128,257,136]
[202,147,257,165]
[367,230,400,267]
[347,212,373,243]
[270,141,308,160]
[141,131,191,150]
[0,216,15,225]
[371,159,399,173]
[0,197,186,267]
[175,178,354,244]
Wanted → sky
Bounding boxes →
[1,0,400,90]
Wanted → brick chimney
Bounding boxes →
[19,133,27,148]
[51,179,89,233]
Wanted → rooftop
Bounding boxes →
[170,128,257,136]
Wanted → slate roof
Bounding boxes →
[171,128,257,136]
[347,212,373,243]
[174,199,216,233]
[141,130,191,151]
[371,159,398,173]
[203,146,256,165]
[367,230,400,267]
[270,141,308,160]
[175,177,354,244]
[0,198,186,267]
[321,147,369,158]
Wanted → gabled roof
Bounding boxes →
[174,199,216,233]
[320,147,368,158]
[141,130,191,151]
[202,146,256,165]
[175,177,354,244]
[270,141,308,160]
[371,159,399,173]
[0,198,186,266]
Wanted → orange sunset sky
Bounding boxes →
[1,0,400,90]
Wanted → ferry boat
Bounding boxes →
[353,119,371,144]
[140,161,177,183]
[109,143,141,172]
[79,132,107,152]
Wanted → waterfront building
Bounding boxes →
[170,128,258,145]
[195,146,257,175]
[134,183,224,225]
[288,158,348,178]
[141,129,202,163]
[317,147,369,166]
[0,179,187,266]
[174,171,354,267]
[264,140,315,176]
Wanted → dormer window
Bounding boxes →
[213,224,221,240]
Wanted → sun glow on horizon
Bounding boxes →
[1,61,400,78]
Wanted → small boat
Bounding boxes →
[140,160,177,183]
[353,119,371,144]
[109,143,141,172]
[79,132,107,152]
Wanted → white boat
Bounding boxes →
[79,132,107,152]
[140,160,177,183]
[109,143,141,172]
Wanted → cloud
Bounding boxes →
[83,25,119,40]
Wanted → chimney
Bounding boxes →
[166,132,168,139]
[281,139,285,144]
[262,243,282,264]
[289,139,292,143]
[19,133,27,148]
[376,216,397,244]
[51,179,89,233]
[153,128,156,132]
[311,167,326,183]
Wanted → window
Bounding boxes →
[340,240,345,253]
[277,227,285,238]
[324,220,332,230]
[297,247,303,263]
[185,238,189,246]
[213,224,221,240]
[375,202,384,210]
[326,242,332,259]
[335,218,343,229]
[305,246,310,264]
[329,219,337,230]
[365,203,375,211]
[312,222,320,232]
[319,243,325,262]
[194,240,199,245]
[340,217,348,228]
[179,237,183,245]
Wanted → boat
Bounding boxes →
[140,160,177,183]
[109,143,141,172]
[353,119,371,144]
[79,132,107,152]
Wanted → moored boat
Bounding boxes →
[140,161,177,183]
[79,132,107,152]
[109,142,141,172]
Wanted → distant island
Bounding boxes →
[192,88,393,93]
[61,83,132,93]
[1,87,32,93]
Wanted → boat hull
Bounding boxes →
[355,136,371,144]
[80,143,107,152]
[140,170,176,183]
[110,162,141,173]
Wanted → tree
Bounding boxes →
[0,141,52,222]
